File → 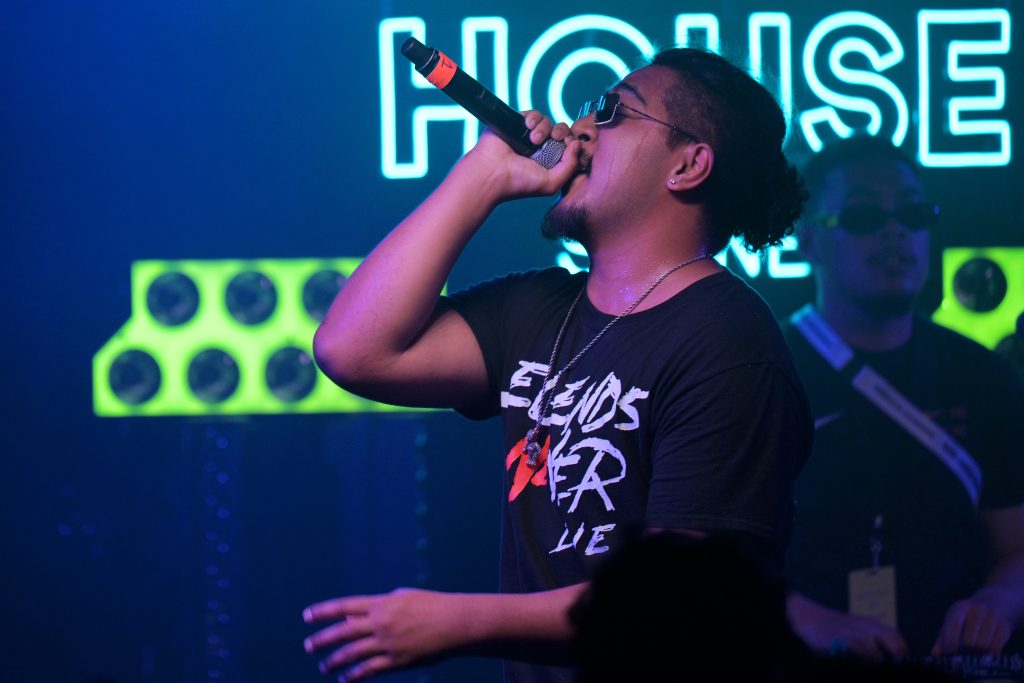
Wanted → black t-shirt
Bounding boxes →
[448,267,813,683]
[784,316,1024,655]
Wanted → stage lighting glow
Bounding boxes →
[225,271,277,325]
[934,248,1024,350]
[147,272,200,326]
[188,349,241,404]
[109,349,161,405]
[94,258,432,416]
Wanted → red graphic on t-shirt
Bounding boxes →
[506,434,549,502]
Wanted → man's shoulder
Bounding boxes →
[683,270,790,347]
[917,316,994,354]
[693,268,767,304]
[916,316,1024,387]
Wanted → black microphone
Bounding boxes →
[400,37,565,169]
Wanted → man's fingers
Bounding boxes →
[322,637,383,674]
[874,627,909,659]
[542,139,582,189]
[530,121,553,145]
[522,110,548,144]
[342,654,393,683]
[840,621,907,661]
[933,603,968,655]
[841,632,884,661]
[934,600,1016,655]
[522,110,543,128]
[304,596,371,623]
[961,609,989,651]
[551,122,572,141]
[305,617,373,653]
[962,610,1010,654]
[991,621,1012,654]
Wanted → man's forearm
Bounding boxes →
[313,155,503,379]
[303,583,589,675]
[785,590,909,659]
[460,583,587,644]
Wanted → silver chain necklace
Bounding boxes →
[522,252,713,467]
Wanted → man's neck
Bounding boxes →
[817,292,914,352]
[585,236,719,315]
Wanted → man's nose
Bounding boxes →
[878,211,911,240]
[570,114,598,143]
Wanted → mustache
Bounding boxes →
[867,247,918,266]
[576,151,592,174]
[559,151,593,197]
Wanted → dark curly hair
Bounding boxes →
[650,48,806,253]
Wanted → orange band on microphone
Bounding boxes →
[426,51,457,89]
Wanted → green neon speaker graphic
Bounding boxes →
[933,247,1024,350]
[94,258,427,416]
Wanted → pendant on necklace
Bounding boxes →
[523,427,543,467]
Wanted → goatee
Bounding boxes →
[541,200,590,243]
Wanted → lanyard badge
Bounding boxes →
[848,514,898,629]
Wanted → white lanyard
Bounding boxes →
[791,304,982,507]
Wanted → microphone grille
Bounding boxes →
[530,138,566,169]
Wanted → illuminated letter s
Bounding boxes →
[799,11,909,152]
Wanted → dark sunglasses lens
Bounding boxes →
[894,203,940,229]
[838,206,887,234]
[837,204,939,233]
[594,94,618,124]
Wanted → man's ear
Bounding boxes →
[666,142,714,192]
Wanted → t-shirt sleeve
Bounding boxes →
[645,361,812,548]
[442,267,578,421]
[440,276,513,420]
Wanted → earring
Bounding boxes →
[669,179,677,185]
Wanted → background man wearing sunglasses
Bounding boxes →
[784,136,1024,661]
[304,48,810,682]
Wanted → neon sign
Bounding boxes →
[918,9,1011,167]
[381,9,1012,173]
[378,9,1013,278]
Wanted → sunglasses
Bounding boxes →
[577,93,700,142]
[817,203,941,234]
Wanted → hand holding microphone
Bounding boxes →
[400,38,567,169]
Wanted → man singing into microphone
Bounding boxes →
[304,48,811,683]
